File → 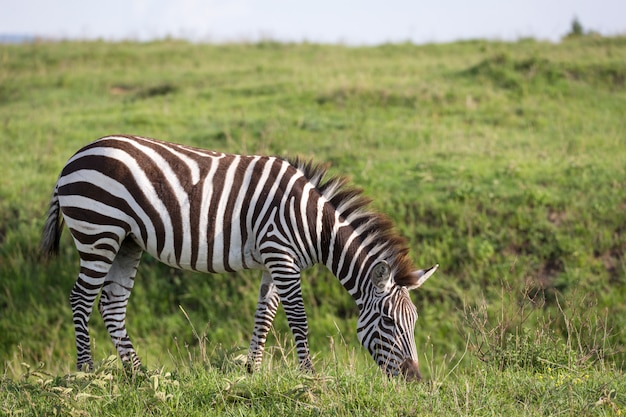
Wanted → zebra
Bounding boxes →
[41,135,438,380]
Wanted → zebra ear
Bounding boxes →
[406,264,439,290]
[370,260,391,291]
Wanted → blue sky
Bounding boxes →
[1,0,625,44]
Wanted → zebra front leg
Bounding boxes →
[273,274,314,372]
[98,238,143,370]
[247,271,281,372]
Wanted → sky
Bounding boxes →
[1,0,625,45]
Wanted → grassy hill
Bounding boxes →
[1,36,625,415]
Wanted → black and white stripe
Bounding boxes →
[41,135,437,380]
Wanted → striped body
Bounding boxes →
[57,137,316,273]
[41,135,437,380]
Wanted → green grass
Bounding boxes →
[1,36,625,415]
[2,334,625,416]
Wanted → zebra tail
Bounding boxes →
[40,186,64,259]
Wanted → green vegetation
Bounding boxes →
[1,36,625,415]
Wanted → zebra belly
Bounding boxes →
[137,222,263,274]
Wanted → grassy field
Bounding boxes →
[1,35,625,415]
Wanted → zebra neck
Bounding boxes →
[321,222,369,309]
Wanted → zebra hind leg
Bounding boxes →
[70,277,103,371]
[70,250,118,371]
[98,237,143,371]
[246,271,281,373]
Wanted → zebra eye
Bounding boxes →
[382,315,394,326]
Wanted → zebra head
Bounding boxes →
[357,261,438,381]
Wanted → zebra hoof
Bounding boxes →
[77,361,94,372]
[246,361,260,374]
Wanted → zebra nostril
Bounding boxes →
[400,359,422,382]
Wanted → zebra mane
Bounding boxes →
[288,157,417,288]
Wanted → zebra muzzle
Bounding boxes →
[400,358,422,382]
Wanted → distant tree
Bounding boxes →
[567,17,585,37]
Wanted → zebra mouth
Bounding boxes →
[399,358,422,382]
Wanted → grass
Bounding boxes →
[1,35,625,415]
[3,302,625,417]
[2,319,624,416]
